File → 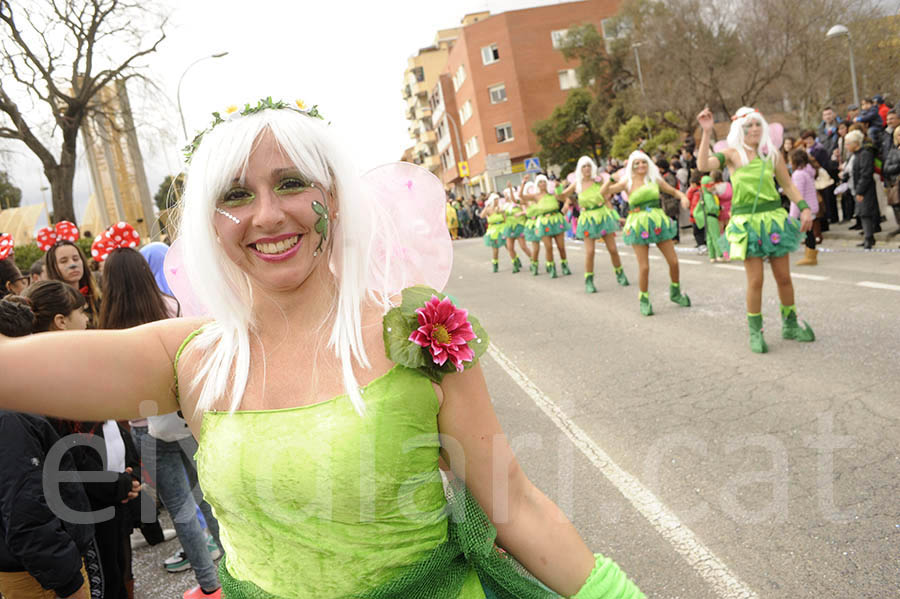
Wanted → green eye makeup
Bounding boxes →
[222,187,255,206]
[275,177,311,194]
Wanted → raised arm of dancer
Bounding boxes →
[559,181,576,199]
[696,106,734,172]
[437,363,596,597]
[658,177,691,210]
[773,156,814,232]
[519,174,541,202]
[600,176,627,197]
[0,318,204,422]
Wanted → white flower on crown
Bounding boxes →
[224,105,242,121]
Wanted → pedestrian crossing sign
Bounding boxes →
[524,157,541,172]
[457,161,470,177]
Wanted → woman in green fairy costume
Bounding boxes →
[520,181,543,275]
[519,174,571,278]
[480,193,506,272]
[0,99,646,599]
[600,151,691,315]
[500,187,529,274]
[559,156,629,293]
[696,106,815,353]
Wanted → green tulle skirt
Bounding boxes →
[721,208,803,260]
[484,222,506,248]
[622,207,678,245]
[502,215,526,239]
[523,217,540,243]
[534,211,567,238]
[576,206,620,240]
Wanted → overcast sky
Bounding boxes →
[6,0,572,228]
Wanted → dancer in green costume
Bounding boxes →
[697,175,725,262]
[0,99,646,599]
[520,174,571,278]
[500,187,529,274]
[697,106,815,353]
[559,156,629,293]
[480,193,506,273]
[520,181,543,275]
[600,151,691,315]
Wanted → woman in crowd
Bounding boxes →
[845,129,879,249]
[98,239,222,599]
[0,99,644,599]
[789,149,821,265]
[0,258,28,297]
[520,173,571,278]
[600,150,691,316]
[0,295,94,599]
[561,156,628,293]
[44,240,101,327]
[882,126,900,240]
[697,106,814,353]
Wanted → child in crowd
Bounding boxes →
[686,170,706,251]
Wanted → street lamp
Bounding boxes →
[826,25,860,108]
[632,42,645,97]
[177,52,229,139]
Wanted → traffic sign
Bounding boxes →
[524,157,541,172]
[457,161,469,177]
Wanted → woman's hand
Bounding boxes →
[121,467,142,503]
[855,194,863,203]
[697,106,715,132]
[799,208,813,232]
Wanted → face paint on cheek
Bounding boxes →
[216,207,241,224]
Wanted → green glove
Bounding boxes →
[572,553,645,599]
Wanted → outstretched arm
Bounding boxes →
[657,178,690,210]
[438,364,595,596]
[0,318,204,422]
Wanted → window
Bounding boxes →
[458,100,472,125]
[465,136,479,157]
[488,83,507,104]
[495,123,514,143]
[551,29,569,49]
[441,147,455,170]
[481,43,500,65]
[452,64,467,91]
[558,69,578,90]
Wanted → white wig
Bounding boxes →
[727,107,779,167]
[621,150,661,191]
[534,174,552,195]
[523,181,538,196]
[485,192,500,209]
[574,156,598,194]
[178,108,391,416]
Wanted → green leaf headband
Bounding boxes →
[182,96,325,163]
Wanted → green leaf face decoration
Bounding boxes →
[311,199,328,255]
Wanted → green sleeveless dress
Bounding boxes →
[622,182,678,245]
[523,204,541,243]
[502,204,526,239]
[575,183,619,240]
[721,157,802,260]
[483,213,506,248]
[533,194,567,238]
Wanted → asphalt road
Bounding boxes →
[133,231,899,598]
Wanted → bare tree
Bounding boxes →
[0,0,166,224]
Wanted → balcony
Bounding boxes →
[406,104,415,120]
[402,85,411,100]
[425,155,441,171]
[411,81,428,97]
[415,104,433,120]
[409,126,419,140]
[420,129,437,144]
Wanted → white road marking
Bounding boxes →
[488,343,759,599]
[715,264,746,272]
[857,281,900,292]
[790,273,830,281]
[680,258,703,265]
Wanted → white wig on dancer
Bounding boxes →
[179,108,392,416]
[620,150,661,191]
[485,192,501,209]
[727,107,779,167]
[502,186,518,204]
[523,181,538,196]
[534,174,553,195]
[574,156,598,194]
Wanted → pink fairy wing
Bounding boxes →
[713,140,729,153]
[163,238,210,317]
[362,162,452,295]
[767,123,784,154]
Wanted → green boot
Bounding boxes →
[531,260,539,276]
[615,266,630,286]
[748,313,768,353]
[560,259,572,276]
[547,262,558,278]
[669,282,691,307]
[512,256,522,274]
[584,273,597,293]
[781,304,815,342]
[639,291,653,316]
[492,259,498,273]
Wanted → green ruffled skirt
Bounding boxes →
[623,207,678,245]
[523,217,540,243]
[576,206,620,240]
[502,215,526,240]
[721,208,803,260]
[535,211,567,238]
[484,222,506,248]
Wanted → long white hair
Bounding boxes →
[523,181,538,196]
[485,192,500,209]
[178,108,388,416]
[534,174,552,195]
[621,150,661,191]
[727,107,778,167]
[574,156,598,194]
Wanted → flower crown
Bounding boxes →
[182,97,324,163]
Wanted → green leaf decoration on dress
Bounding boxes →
[384,286,489,383]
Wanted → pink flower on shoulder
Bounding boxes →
[409,295,476,371]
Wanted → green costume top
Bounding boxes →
[504,204,526,226]
[577,183,605,210]
[534,194,559,215]
[524,204,541,219]
[486,213,505,225]
[730,157,780,214]
[626,182,660,209]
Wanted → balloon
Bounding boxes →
[768,123,784,153]
[362,162,452,294]
[164,238,210,317]
[713,140,729,153]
